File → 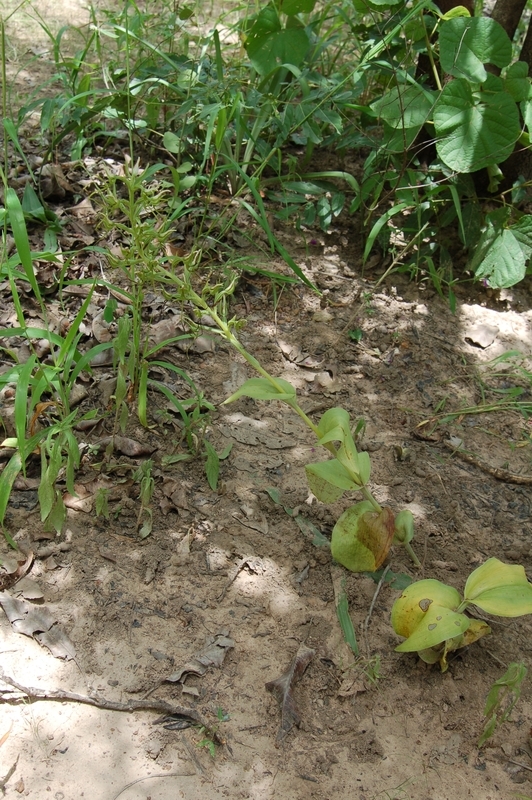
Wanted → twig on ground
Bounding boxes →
[0,755,18,796]
[0,667,207,726]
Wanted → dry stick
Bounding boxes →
[0,755,18,796]
[441,440,532,485]
[0,668,207,727]
[363,564,391,657]
[507,759,532,774]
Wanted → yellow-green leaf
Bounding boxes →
[465,557,528,599]
[391,579,461,638]
[395,604,470,652]
[305,459,360,503]
[464,558,532,616]
[223,377,296,404]
[469,585,532,617]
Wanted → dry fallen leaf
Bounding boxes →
[0,593,76,660]
[265,644,315,743]
[96,436,157,457]
[0,552,34,592]
[164,632,234,684]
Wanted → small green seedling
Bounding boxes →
[392,558,532,671]
[479,662,527,748]
[197,707,230,758]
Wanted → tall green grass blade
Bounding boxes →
[5,189,42,302]
[336,581,359,657]
[0,450,22,531]
[14,355,36,450]
[363,202,409,264]
[138,361,148,427]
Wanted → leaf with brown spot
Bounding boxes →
[265,644,315,743]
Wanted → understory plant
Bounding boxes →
[354,2,532,293]
[154,262,420,572]
[391,558,532,671]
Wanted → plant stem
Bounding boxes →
[403,541,421,567]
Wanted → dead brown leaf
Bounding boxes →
[265,644,315,743]
[164,632,234,684]
[96,436,157,457]
[0,552,34,592]
[0,593,76,660]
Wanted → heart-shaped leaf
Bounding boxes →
[439,16,512,83]
[434,79,520,172]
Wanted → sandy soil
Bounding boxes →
[2,3,532,800]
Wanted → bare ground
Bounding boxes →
[3,3,532,800]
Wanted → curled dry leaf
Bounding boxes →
[164,632,234,684]
[0,551,34,592]
[265,644,315,743]
[0,593,76,660]
[96,436,157,457]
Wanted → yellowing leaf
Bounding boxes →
[331,503,395,572]
[391,579,461,638]
[464,558,532,616]
[395,604,470,653]
[470,586,532,617]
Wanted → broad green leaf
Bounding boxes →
[434,80,519,172]
[305,459,359,502]
[395,604,470,652]
[372,85,435,129]
[464,558,532,616]
[472,228,526,289]
[391,579,461,639]
[511,215,532,262]
[163,131,182,153]
[331,502,395,572]
[223,377,296,404]
[504,61,531,102]
[317,407,350,438]
[439,17,512,83]
[245,6,310,75]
